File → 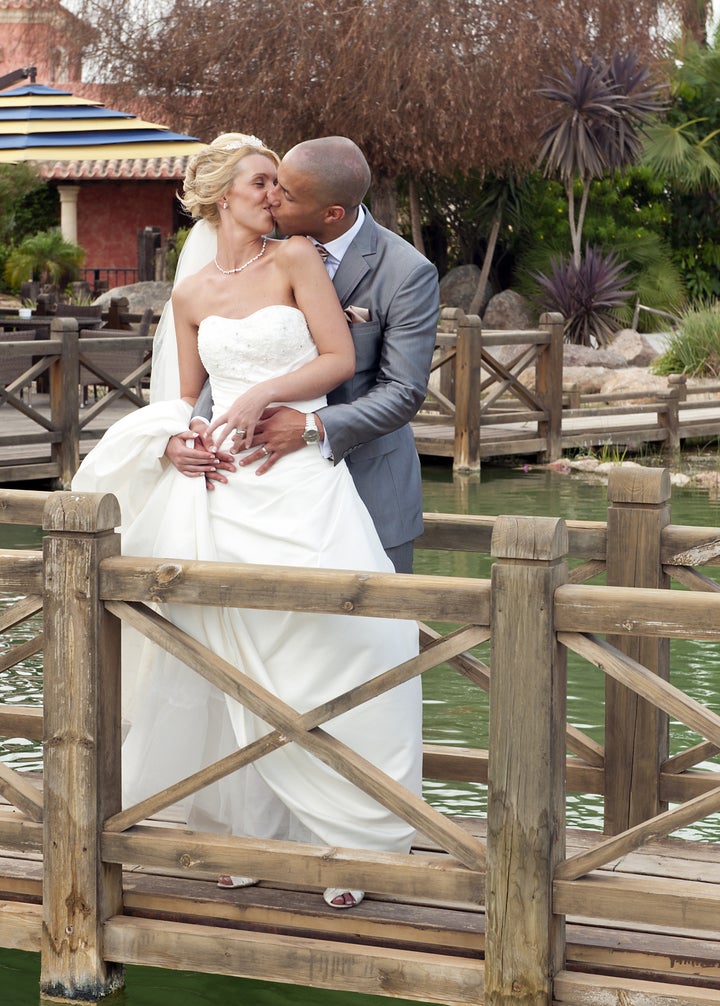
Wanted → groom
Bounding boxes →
[166,136,439,574]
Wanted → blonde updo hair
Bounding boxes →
[181,132,280,227]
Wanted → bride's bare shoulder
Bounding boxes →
[171,264,212,311]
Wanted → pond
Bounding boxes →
[2,459,720,1004]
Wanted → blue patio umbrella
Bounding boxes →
[0,82,206,163]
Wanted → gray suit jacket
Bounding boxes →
[194,211,439,551]
[319,211,438,550]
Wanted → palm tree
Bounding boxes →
[537,50,665,268]
[533,50,665,345]
[4,228,85,290]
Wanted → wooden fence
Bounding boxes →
[0,316,153,485]
[416,308,564,470]
[417,309,720,470]
[2,308,717,485]
[1,467,720,1002]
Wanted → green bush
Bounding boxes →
[652,300,720,377]
[165,227,191,282]
[4,228,84,292]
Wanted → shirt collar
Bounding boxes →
[313,205,365,265]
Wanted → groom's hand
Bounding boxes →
[165,420,235,489]
[241,406,325,475]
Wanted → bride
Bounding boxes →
[72,133,423,909]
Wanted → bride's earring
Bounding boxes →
[221,199,228,209]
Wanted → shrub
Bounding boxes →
[165,227,191,282]
[4,228,84,291]
[652,300,720,377]
[532,244,634,346]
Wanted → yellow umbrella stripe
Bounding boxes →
[0,95,101,108]
[0,141,207,162]
[0,119,189,136]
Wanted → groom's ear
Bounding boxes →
[323,205,346,224]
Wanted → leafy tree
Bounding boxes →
[67,0,674,232]
[0,166,62,291]
[641,38,720,298]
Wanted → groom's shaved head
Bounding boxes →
[283,137,371,211]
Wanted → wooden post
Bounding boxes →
[658,386,681,465]
[104,296,131,330]
[453,311,482,473]
[536,312,564,462]
[41,491,125,1000]
[49,317,80,489]
[486,516,568,1006]
[438,306,461,406]
[604,467,671,834]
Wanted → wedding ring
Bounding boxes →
[260,445,270,457]
[237,429,247,438]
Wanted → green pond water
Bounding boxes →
[2,459,720,1004]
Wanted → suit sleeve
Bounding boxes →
[191,378,213,422]
[317,256,439,462]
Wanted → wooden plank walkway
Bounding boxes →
[2,395,720,485]
[413,403,720,462]
[0,395,137,481]
[2,794,720,1000]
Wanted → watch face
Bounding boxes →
[302,429,320,444]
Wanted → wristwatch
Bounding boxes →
[301,413,320,445]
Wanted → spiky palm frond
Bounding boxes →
[532,245,634,346]
[4,229,85,288]
[537,50,665,184]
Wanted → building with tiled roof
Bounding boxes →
[0,4,206,284]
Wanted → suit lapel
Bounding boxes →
[332,211,377,306]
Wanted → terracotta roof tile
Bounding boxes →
[38,155,192,180]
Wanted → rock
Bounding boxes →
[563,344,626,369]
[94,281,172,315]
[599,368,669,401]
[595,460,643,475]
[565,366,613,394]
[566,457,601,472]
[609,329,659,367]
[670,473,691,487]
[483,290,536,331]
[439,264,486,315]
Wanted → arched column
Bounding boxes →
[57,185,79,244]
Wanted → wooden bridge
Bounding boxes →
[1,308,720,486]
[415,309,720,471]
[1,468,720,1003]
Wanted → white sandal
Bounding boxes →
[323,887,365,909]
[217,875,258,889]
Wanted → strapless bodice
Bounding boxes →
[197,305,325,414]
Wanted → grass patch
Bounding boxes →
[652,300,720,377]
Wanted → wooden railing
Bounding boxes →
[0,317,153,486]
[561,373,719,461]
[417,308,564,471]
[1,467,720,1002]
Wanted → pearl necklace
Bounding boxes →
[214,236,267,275]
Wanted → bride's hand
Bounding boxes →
[206,386,273,452]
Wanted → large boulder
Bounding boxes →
[609,328,659,367]
[563,343,627,369]
[483,289,536,331]
[94,281,172,315]
[439,264,488,315]
[599,367,669,401]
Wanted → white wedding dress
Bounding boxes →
[72,305,423,854]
